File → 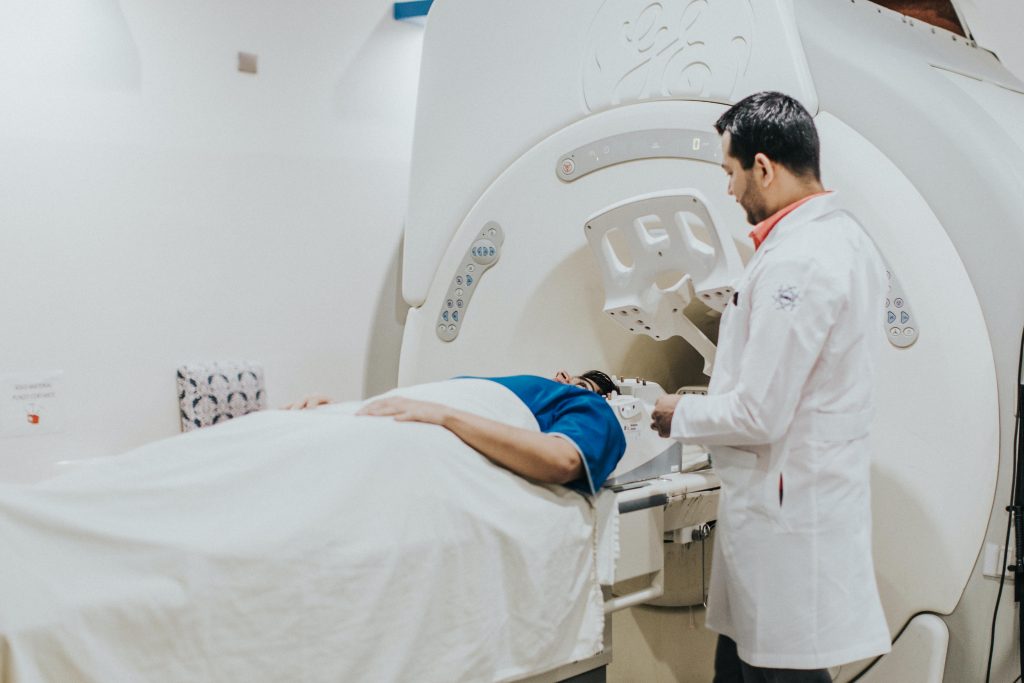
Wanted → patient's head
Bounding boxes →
[553,370,618,396]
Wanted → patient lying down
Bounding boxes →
[0,372,623,682]
[287,370,626,495]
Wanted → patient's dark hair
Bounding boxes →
[582,370,618,397]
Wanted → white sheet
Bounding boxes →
[0,379,607,682]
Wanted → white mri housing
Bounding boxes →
[398,0,1024,680]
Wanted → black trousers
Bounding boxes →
[713,636,832,683]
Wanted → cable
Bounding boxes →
[985,325,1024,683]
[985,419,1017,683]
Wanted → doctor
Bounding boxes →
[651,92,890,682]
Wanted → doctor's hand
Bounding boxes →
[650,394,682,438]
[283,393,333,410]
[357,396,449,426]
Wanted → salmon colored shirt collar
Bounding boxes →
[749,190,832,250]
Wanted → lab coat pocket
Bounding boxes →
[765,449,820,532]
[709,446,767,522]
[715,290,747,357]
[708,445,757,473]
[763,467,794,531]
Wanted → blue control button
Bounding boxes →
[470,239,497,265]
[442,310,449,321]
[901,311,909,324]
[452,310,459,322]
[466,275,474,286]
[887,311,896,324]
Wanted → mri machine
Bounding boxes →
[397,0,1024,680]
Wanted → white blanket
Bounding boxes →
[0,379,608,682]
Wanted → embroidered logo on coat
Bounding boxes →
[773,286,800,311]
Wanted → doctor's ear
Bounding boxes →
[753,152,774,187]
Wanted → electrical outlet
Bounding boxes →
[982,541,1018,578]
[237,52,258,74]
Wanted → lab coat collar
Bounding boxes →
[757,191,838,253]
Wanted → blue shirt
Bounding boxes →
[474,375,626,495]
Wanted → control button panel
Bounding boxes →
[556,129,722,183]
[436,221,504,342]
[884,267,917,348]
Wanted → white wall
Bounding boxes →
[958,0,1024,79]
[0,0,422,479]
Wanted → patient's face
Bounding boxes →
[553,370,599,393]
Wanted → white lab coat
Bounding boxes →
[671,193,891,669]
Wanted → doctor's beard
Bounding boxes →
[739,183,771,226]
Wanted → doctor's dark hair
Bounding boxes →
[581,370,618,397]
[714,91,821,181]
